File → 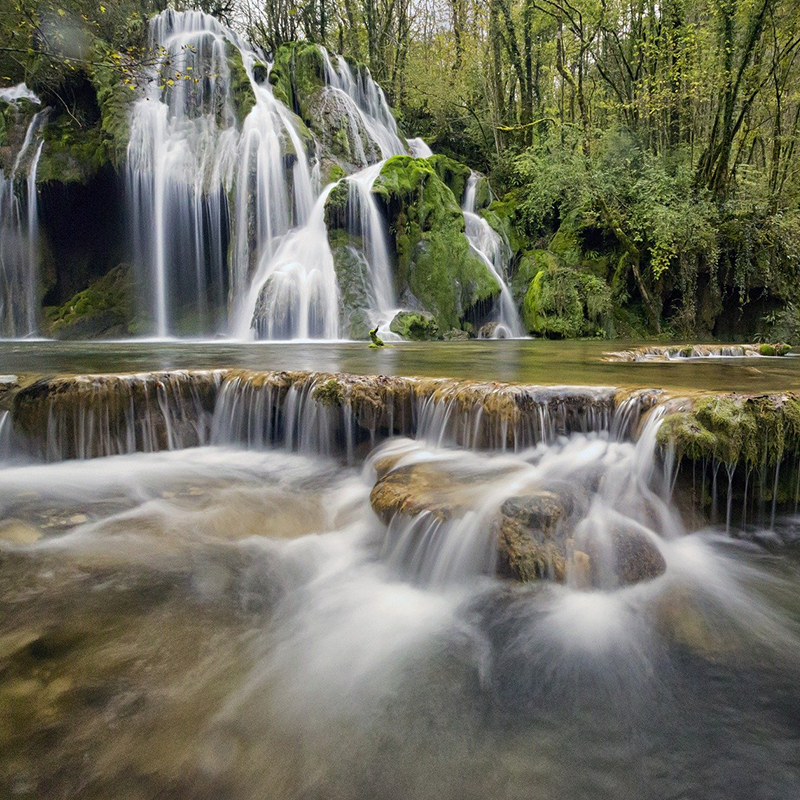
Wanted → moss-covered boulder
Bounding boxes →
[373,156,500,331]
[427,154,472,206]
[389,310,440,341]
[43,264,134,339]
[228,46,256,123]
[658,394,800,468]
[523,265,613,338]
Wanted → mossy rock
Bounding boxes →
[228,46,256,123]
[523,266,613,338]
[427,154,472,206]
[482,190,526,256]
[0,98,41,175]
[373,156,500,331]
[389,310,440,341]
[37,113,109,185]
[657,394,800,468]
[270,42,327,120]
[43,264,134,339]
[759,342,792,356]
[328,229,373,339]
[89,41,135,166]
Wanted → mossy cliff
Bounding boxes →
[372,156,500,331]
[657,393,800,512]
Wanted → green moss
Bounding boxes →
[89,41,135,166]
[37,113,110,185]
[313,378,344,407]
[523,266,612,338]
[228,47,256,123]
[389,311,440,341]
[427,154,472,205]
[328,229,372,339]
[271,42,326,120]
[373,156,500,330]
[657,394,800,467]
[759,342,792,356]
[482,191,526,255]
[43,264,133,339]
[511,250,556,304]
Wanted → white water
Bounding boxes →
[124,10,517,341]
[462,173,523,338]
[127,10,412,340]
[0,93,46,338]
[127,10,316,337]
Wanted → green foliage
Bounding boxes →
[523,266,613,338]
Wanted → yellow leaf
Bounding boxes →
[100,4,106,11]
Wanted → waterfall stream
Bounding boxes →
[0,92,46,338]
[462,173,523,338]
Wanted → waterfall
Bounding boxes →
[462,172,523,338]
[127,9,316,338]
[241,45,408,339]
[238,184,340,340]
[0,92,46,338]
[8,369,657,462]
[318,48,406,162]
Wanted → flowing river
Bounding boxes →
[0,341,799,800]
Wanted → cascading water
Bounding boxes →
[127,10,316,337]
[462,172,523,338]
[0,88,46,338]
[318,47,406,161]
[240,46,409,339]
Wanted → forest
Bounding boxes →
[2,0,800,339]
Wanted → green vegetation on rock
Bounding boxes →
[389,311,439,341]
[43,264,134,339]
[658,394,800,467]
[374,155,499,331]
[523,265,613,338]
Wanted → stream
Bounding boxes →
[0,342,799,800]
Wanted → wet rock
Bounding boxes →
[495,493,569,581]
[370,461,475,523]
[389,311,439,341]
[443,328,470,340]
[582,527,666,587]
[0,520,41,545]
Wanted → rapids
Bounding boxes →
[0,361,799,799]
